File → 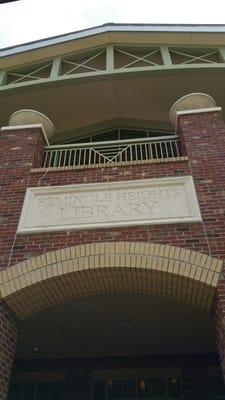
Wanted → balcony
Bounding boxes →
[42,135,183,170]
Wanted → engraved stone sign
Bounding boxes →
[18,176,202,233]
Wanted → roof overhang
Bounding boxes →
[1,25,225,143]
[1,23,225,58]
[1,23,225,66]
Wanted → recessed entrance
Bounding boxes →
[2,242,224,399]
[8,293,225,400]
[16,294,215,358]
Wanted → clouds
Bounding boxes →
[0,0,224,49]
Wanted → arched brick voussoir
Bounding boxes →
[0,242,223,319]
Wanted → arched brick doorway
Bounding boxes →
[0,242,222,319]
[0,242,223,400]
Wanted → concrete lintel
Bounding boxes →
[177,106,222,117]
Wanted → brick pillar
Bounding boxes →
[177,109,225,259]
[0,126,46,270]
[177,109,225,380]
[213,290,225,378]
[0,125,45,396]
[0,301,18,400]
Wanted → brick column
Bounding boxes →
[0,126,46,270]
[213,290,225,378]
[177,109,225,379]
[0,125,46,396]
[0,301,18,400]
[177,109,225,259]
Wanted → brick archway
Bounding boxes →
[0,242,222,319]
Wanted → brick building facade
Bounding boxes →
[1,24,225,399]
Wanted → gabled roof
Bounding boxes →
[1,23,225,57]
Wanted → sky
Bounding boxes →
[0,0,225,49]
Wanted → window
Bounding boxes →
[92,376,183,400]
[8,380,64,400]
[68,128,172,145]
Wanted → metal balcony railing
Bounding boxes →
[43,135,181,168]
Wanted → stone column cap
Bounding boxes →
[8,109,55,140]
[169,93,217,126]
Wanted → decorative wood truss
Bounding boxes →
[1,45,225,91]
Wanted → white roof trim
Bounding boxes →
[1,23,225,57]
[176,106,222,116]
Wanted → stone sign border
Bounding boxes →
[17,176,202,233]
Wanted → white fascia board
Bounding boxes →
[177,107,222,116]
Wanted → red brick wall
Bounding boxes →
[0,112,225,267]
[0,301,18,400]
[1,111,225,384]
[12,159,214,265]
[177,111,225,379]
[1,112,225,267]
[177,111,225,259]
[0,128,45,270]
